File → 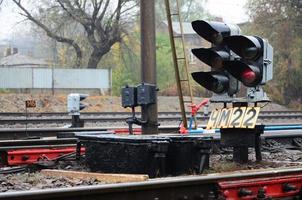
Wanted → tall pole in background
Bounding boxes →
[140,0,158,134]
[52,39,57,95]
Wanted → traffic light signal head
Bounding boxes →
[191,19,273,102]
[224,36,262,60]
[224,60,261,87]
[191,20,240,96]
[192,71,229,94]
[191,20,230,45]
[191,48,230,69]
[223,35,273,87]
[67,93,89,115]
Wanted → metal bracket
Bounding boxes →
[247,87,270,103]
[210,93,235,103]
[126,107,148,135]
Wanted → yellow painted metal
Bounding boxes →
[164,0,195,129]
[206,107,261,129]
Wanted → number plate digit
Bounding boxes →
[241,107,260,128]
[228,107,246,128]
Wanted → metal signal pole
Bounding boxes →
[140,0,158,134]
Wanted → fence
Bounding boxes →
[0,67,111,93]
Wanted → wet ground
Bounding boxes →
[1,142,302,193]
[0,172,100,192]
[0,160,101,192]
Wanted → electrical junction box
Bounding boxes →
[137,83,156,105]
[121,86,137,108]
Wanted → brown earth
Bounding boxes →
[0,93,290,113]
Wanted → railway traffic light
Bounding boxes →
[67,93,89,115]
[191,20,240,97]
[223,36,273,87]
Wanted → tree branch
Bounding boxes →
[12,0,82,67]
[97,0,110,22]
[56,0,91,27]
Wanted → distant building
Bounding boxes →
[0,47,49,68]
[157,21,210,70]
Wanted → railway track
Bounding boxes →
[0,126,178,140]
[1,167,302,200]
[0,111,301,199]
[0,123,302,140]
[1,110,301,118]
[1,126,302,199]
[0,111,302,128]
[1,126,302,165]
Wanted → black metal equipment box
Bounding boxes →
[137,83,156,105]
[77,134,169,178]
[76,133,213,177]
[165,135,212,176]
[121,86,137,108]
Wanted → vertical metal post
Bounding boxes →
[164,0,188,129]
[109,67,112,96]
[255,133,262,161]
[233,146,249,163]
[232,102,249,163]
[52,65,54,95]
[141,0,158,134]
[52,39,56,96]
[25,106,28,137]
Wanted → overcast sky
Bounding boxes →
[0,0,249,40]
[204,0,249,24]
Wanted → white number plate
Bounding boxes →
[206,107,260,129]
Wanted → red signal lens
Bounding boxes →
[242,69,256,84]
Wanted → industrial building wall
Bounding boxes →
[0,67,110,90]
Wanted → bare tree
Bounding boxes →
[13,0,138,68]
[13,0,83,67]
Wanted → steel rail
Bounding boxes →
[0,138,77,148]
[0,167,302,200]
[1,124,302,140]
[0,110,301,118]
[1,113,302,125]
[0,144,77,150]
[1,129,302,150]
[1,126,302,150]
[0,126,178,140]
